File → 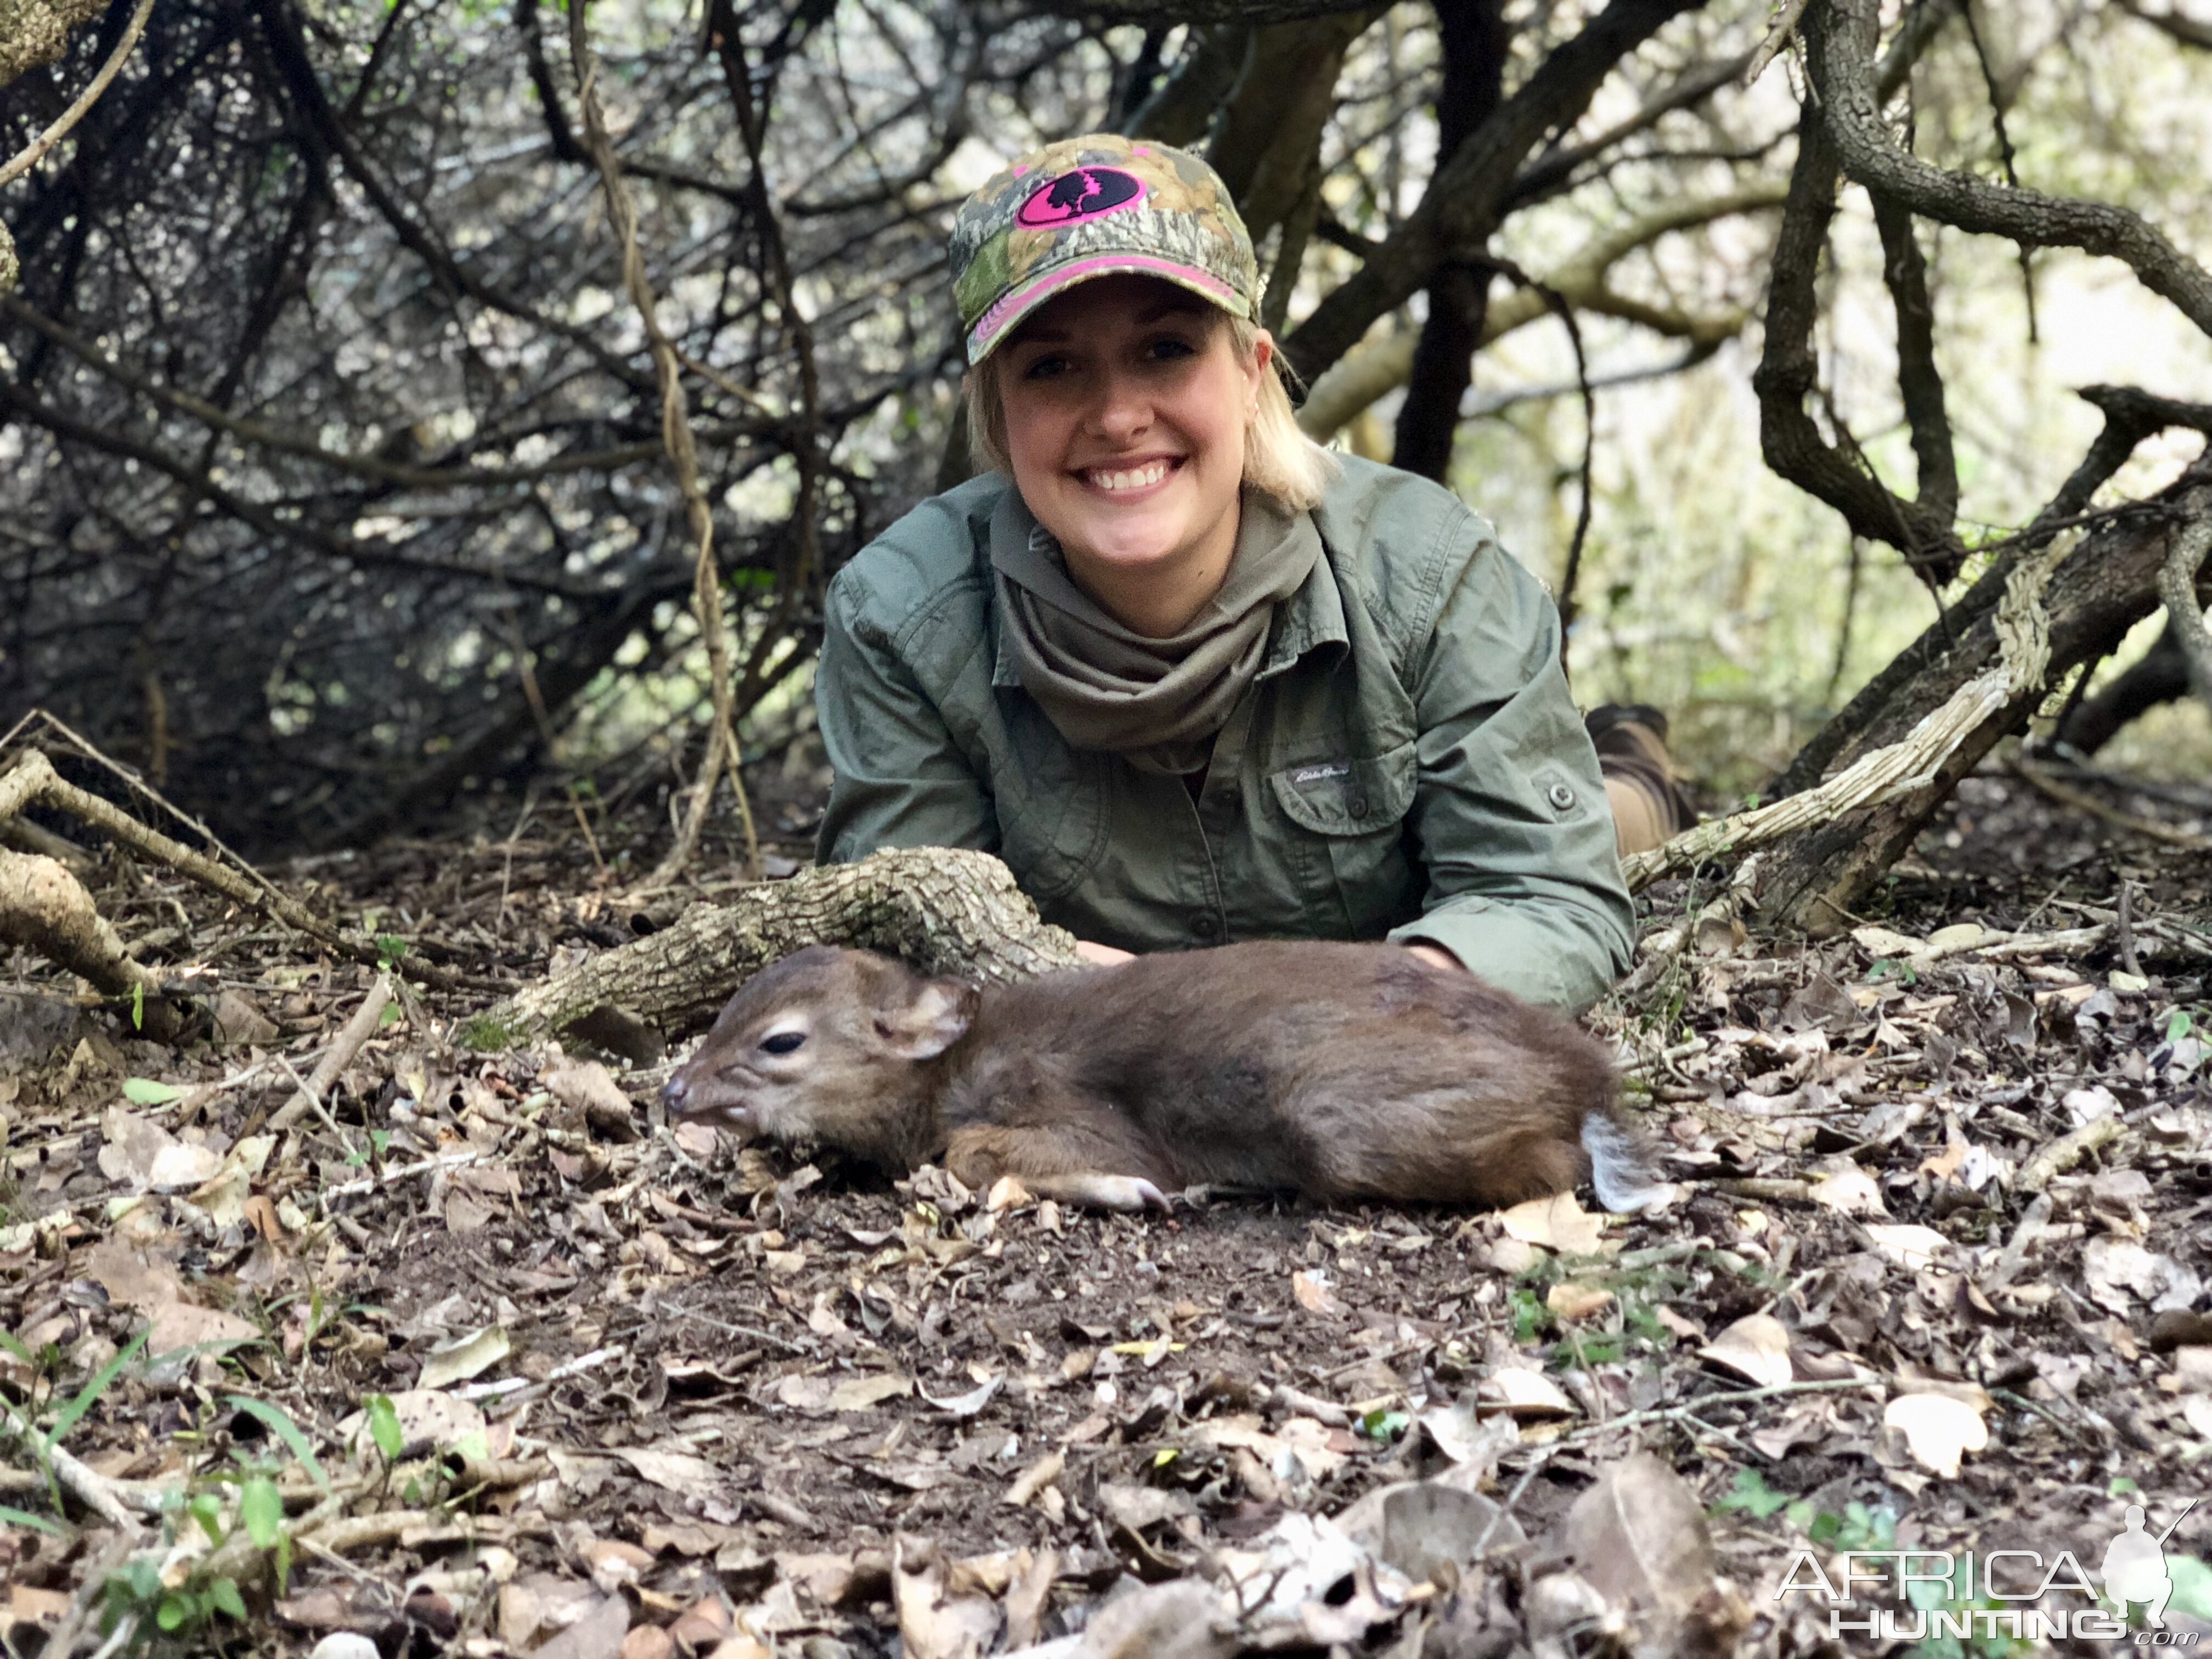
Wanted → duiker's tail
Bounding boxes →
[1582,1111,1672,1214]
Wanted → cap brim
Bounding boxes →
[965,253,1248,365]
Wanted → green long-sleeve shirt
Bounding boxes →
[814,457,1634,1011]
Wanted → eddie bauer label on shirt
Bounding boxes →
[1291,761,1351,784]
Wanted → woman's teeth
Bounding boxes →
[1087,460,1172,493]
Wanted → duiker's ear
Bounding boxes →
[874,978,977,1059]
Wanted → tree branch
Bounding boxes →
[1772,385,2212,796]
[1811,0,2212,340]
[1298,184,1782,439]
[1750,100,1963,583]
[1280,0,1706,384]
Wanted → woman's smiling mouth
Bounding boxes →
[1079,456,1182,494]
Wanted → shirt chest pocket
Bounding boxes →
[1267,740,1421,934]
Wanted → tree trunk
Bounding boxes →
[470,847,1084,1051]
[1391,0,1507,481]
[1757,463,2212,933]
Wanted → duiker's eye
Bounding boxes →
[759,1031,805,1055]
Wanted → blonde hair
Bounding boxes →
[964,312,1340,512]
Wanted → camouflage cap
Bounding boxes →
[950,133,1259,365]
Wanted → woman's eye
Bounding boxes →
[760,1031,805,1055]
[1146,335,1197,361]
[1022,353,1069,381]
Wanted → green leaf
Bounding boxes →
[1358,1408,1410,1442]
[209,1578,248,1622]
[43,1326,149,1453]
[365,1393,404,1461]
[0,1331,33,1363]
[226,1396,330,1492]
[2166,1008,2194,1044]
[240,1475,284,1549]
[189,1489,227,1546]
[156,1595,191,1633]
[0,1504,66,1534]
[116,1559,163,1604]
[131,983,145,1031]
[121,1077,182,1106]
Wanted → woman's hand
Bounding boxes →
[1075,939,1137,966]
[1403,943,1465,973]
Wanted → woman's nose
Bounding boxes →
[1087,366,1151,443]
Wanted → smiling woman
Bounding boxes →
[811,133,1643,1012]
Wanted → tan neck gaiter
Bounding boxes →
[990,486,1321,776]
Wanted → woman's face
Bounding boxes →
[993,274,1268,600]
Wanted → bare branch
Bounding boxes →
[569,0,759,885]
[2153,494,2212,720]
[0,0,152,188]
[1280,0,1706,385]
[1750,101,1964,583]
[1298,184,1784,438]
[1810,0,2212,339]
[2114,0,2212,51]
[1024,0,1374,22]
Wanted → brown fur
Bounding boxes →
[661,941,1645,1210]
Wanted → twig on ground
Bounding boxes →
[1,1400,147,1528]
[2017,1114,2124,1193]
[267,976,392,1133]
[2116,881,2143,979]
[0,747,471,989]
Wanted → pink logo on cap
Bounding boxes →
[1015,167,1147,229]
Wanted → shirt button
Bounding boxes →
[1548,783,1577,811]
[1193,914,1221,940]
[1347,793,1370,819]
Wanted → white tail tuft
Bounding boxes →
[1583,1113,1673,1214]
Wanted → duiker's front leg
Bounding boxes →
[943,1120,1175,1212]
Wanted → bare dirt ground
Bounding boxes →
[5,758,2212,1658]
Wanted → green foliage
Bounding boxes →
[1712,1467,1791,1520]
[226,1396,330,1492]
[41,1327,150,1457]
[365,1393,406,1462]
[456,1013,518,1052]
[121,1077,183,1106]
[1358,1408,1411,1443]
[375,933,409,970]
[1790,1498,1895,1551]
[103,1555,249,1649]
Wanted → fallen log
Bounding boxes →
[1754,467,2212,932]
[465,846,1083,1052]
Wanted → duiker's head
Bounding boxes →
[660,945,976,1165]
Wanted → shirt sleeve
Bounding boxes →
[814,567,1000,865]
[1383,538,1637,1012]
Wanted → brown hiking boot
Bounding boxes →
[1584,704,1695,858]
